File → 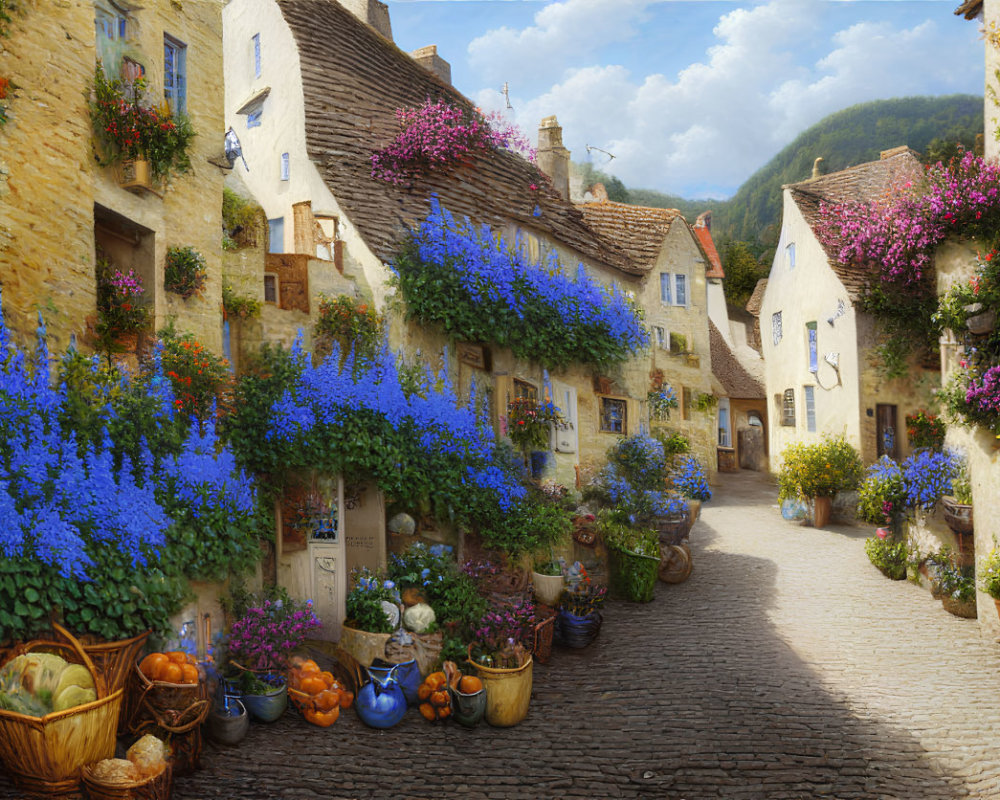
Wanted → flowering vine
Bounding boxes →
[392,197,649,370]
[371,99,534,184]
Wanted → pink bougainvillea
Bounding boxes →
[370,100,534,184]
[816,152,1000,287]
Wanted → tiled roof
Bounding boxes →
[709,321,764,399]
[955,1,982,19]
[787,148,923,300]
[575,200,682,275]
[693,212,724,279]
[745,279,767,316]
[277,0,632,273]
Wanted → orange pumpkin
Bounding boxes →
[319,671,335,688]
[298,659,320,675]
[157,662,183,684]
[418,703,436,722]
[180,663,200,684]
[417,683,432,701]
[165,651,189,664]
[304,706,339,727]
[314,689,340,712]
[338,691,354,709]
[430,691,449,708]
[437,705,451,719]
[458,675,483,694]
[139,653,168,680]
[299,675,328,696]
[425,672,447,691]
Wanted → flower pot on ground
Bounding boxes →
[941,496,973,535]
[600,519,659,603]
[777,435,862,522]
[235,671,287,723]
[555,575,606,648]
[466,644,532,727]
[531,556,564,607]
[205,697,249,746]
[811,496,833,529]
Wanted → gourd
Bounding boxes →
[416,670,451,722]
[288,656,353,727]
[402,603,435,633]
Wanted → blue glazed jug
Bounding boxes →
[354,664,407,729]
[368,658,421,706]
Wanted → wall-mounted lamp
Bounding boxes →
[827,299,847,326]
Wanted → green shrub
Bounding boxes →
[864,535,907,580]
[777,434,863,500]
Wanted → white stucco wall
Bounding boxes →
[987,0,1000,163]
[759,190,862,467]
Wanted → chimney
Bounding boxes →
[410,45,451,85]
[811,157,824,179]
[341,0,393,41]
[536,116,571,200]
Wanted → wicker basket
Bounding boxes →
[654,513,692,546]
[82,631,151,694]
[0,622,124,798]
[529,613,555,665]
[80,762,172,800]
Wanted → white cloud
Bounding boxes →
[470,0,982,198]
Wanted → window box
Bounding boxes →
[115,158,153,193]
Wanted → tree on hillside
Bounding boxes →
[722,241,767,308]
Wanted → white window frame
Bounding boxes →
[660,271,689,307]
[804,385,816,432]
[674,273,688,307]
[653,326,667,349]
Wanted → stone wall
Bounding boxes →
[0,0,226,356]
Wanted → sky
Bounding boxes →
[385,0,985,199]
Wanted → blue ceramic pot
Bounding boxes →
[241,683,287,723]
[355,666,407,729]
[368,658,421,706]
[556,609,602,649]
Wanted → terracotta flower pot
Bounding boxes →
[811,496,832,528]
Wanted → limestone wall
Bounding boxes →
[0,0,226,355]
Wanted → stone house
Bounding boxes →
[220,0,670,631]
[0,0,226,354]
[759,147,938,466]
[575,190,718,479]
[697,212,768,473]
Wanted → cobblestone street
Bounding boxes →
[4,470,1000,799]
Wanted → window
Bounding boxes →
[669,332,687,353]
[512,379,538,404]
[164,36,187,115]
[772,311,783,345]
[781,389,795,427]
[268,217,284,254]
[252,33,261,78]
[599,397,627,434]
[263,274,278,304]
[280,152,290,181]
[552,382,578,454]
[653,326,666,349]
[786,242,796,270]
[96,4,127,41]
[674,274,687,307]
[806,321,818,373]
[660,273,671,305]
[659,272,688,307]
[718,397,732,447]
[804,385,816,432]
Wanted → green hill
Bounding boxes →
[581,95,983,260]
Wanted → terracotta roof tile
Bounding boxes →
[693,212,724,279]
[786,149,923,300]
[745,279,767,316]
[278,0,632,273]
[709,321,764,399]
[575,200,682,274]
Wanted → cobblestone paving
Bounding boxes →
[3,471,1000,799]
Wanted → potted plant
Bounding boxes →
[599,515,660,603]
[164,246,207,299]
[341,568,399,667]
[468,600,535,727]
[530,552,564,607]
[864,528,908,580]
[95,257,149,352]
[555,568,607,649]
[938,563,977,618]
[225,591,321,723]
[777,435,863,528]
[89,65,195,187]
[905,410,946,452]
[506,396,566,461]
[978,547,1000,622]
[941,456,973,536]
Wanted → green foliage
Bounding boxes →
[951,457,973,505]
[856,457,906,525]
[721,241,768,307]
[574,162,631,202]
[223,344,305,478]
[164,246,207,299]
[669,332,687,353]
[597,514,658,558]
[479,492,573,556]
[343,568,396,634]
[653,430,690,459]
[387,544,486,629]
[314,294,385,363]
[904,410,946,452]
[859,280,939,379]
[777,435,863,500]
[158,327,233,421]
[222,188,262,238]
[864,535,907,580]
[980,547,1000,600]
[222,283,262,320]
